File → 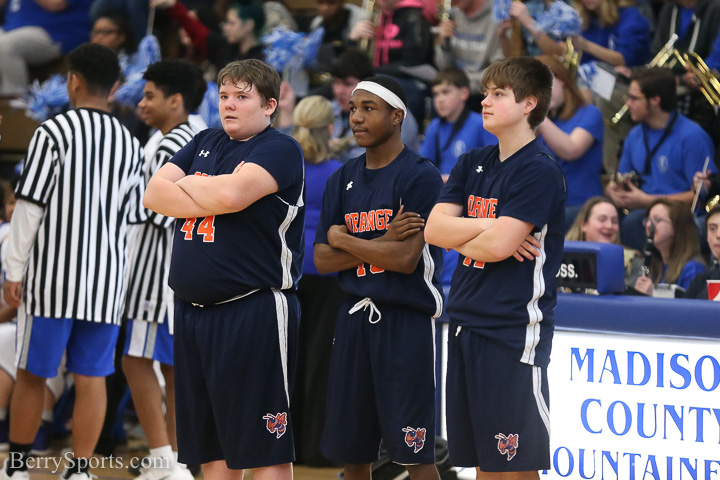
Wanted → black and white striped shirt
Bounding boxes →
[15,108,145,325]
[125,123,197,326]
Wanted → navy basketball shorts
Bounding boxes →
[446,323,551,472]
[173,289,300,469]
[123,317,173,365]
[320,296,436,465]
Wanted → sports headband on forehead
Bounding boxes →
[352,81,407,117]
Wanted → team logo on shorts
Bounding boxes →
[495,433,519,461]
[263,412,288,439]
[402,427,426,453]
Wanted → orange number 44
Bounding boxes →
[180,216,215,242]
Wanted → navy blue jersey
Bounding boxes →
[168,127,305,305]
[315,148,444,318]
[437,140,566,367]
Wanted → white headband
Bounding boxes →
[352,81,407,117]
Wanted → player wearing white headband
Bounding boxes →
[352,79,408,118]
[315,75,445,480]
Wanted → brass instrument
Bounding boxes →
[707,195,720,212]
[359,0,379,56]
[440,0,452,22]
[509,20,524,57]
[438,0,453,49]
[562,38,580,78]
[675,51,720,107]
[609,171,642,190]
[611,33,679,124]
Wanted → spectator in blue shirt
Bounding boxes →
[571,0,651,68]
[0,0,91,94]
[536,55,604,230]
[634,198,706,295]
[420,67,496,287]
[606,67,714,250]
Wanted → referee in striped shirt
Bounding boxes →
[2,44,145,480]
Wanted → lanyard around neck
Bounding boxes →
[642,111,678,175]
[434,107,471,164]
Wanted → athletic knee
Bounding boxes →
[16,368,47,386]
[121,354,152,375]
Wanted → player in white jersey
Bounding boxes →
[1,44,145,480]
[123,59,206,480]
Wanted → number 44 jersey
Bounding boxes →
[168,127,305,306]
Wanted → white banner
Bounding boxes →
[541,331,720,479]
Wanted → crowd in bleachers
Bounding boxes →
[0,0,719,471]
[1,0,719,286]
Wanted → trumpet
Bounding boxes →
[438,0,453,49]
[707,194,720,212]
[440,0,452,22]
[359,0,379,56]
[611,34,679,124]
[609,171,642,190]
[675,51,720,107]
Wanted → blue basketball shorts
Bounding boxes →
[123,317,174,365]
[173,289,300,469]
[0,322,66,399]
[16,311,119,377]
[446,323,551,472]
[320,296,436,465]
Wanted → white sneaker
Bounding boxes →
[169,465,194,480]
[1,459,30,480]
[135,463,194,480]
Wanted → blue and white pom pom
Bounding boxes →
[493,0,512,23]
[536,1,582,37]
[114,34,162,107]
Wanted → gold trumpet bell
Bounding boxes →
[610,34,680,124]
[707,194,720,213]
[681,52,720,107]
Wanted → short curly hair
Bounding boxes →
[68,43,120,95]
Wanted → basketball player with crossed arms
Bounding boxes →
[143,59,304,480]
[314,76,444,480]
[425,57,565,479]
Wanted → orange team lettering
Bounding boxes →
[344,209,394,233]
[463,195,499,269]
[467,195,498,219]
